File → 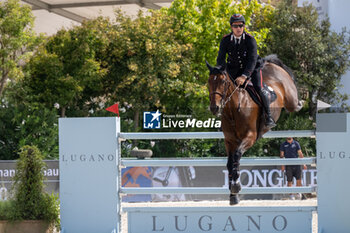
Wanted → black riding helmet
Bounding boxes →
[230,14,245,25]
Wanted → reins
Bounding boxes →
[220,71,240,109]
[210,71,248,112]
[223,84,239,106]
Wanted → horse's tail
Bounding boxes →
[263,54,296,82]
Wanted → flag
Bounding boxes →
[317,100,331,111]
[106,103,119,117]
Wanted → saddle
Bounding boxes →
[240,80,277,107]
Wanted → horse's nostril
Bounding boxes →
[210,105,219,114]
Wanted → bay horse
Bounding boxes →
[206,55,302,205]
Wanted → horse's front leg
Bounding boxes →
[225,139,242,205]
[227,148,243,205]
[226,131,257,205]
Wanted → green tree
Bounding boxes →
[0,91,59,159]
[0,0,42,97]
[264,0,350,117]
[106,11,197,130]
[9,145,59,226]
[24,18,111,117]
[23,48,82,117]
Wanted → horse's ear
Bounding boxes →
[206,60,213,73]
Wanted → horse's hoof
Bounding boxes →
[266,123,276,129]
[230,182,241,194]
[296,100,304,112]
[265,117,277,129]
[230,194,240,205]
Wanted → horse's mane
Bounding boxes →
[210,66,225,75]
[263,54,296,82]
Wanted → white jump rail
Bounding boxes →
[119,130,315,140]
[121,186,316,195]
[121,157,316,167]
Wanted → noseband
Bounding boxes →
[210,71,239,109]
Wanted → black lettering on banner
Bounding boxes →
[175,216,187,231]
[319,152,325,159]
[319,151,350,159]
[198,215,212,231]
[247,215,261,231]
[98,154,104,161]
[89,155,95,162]
[339,151,345,159]
[71,154,77,161]
[272,215,287,231]
[80,154,86,161]
[223,216,236,231]
[152,216,164,231]
[108,154,114,161]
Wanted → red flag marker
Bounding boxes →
[106,103,119,117]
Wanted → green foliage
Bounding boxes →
[264,0,350,116]
[0,200,14,220]
[0,0,42,96]
[24,18,111,117]
[105,10,198,130]
[23,48,82,117]
[7,146,59,226]
[0,95,59,159]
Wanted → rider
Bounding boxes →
[216,14,276,128]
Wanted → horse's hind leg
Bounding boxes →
[285,98,303,113]
[281,79,303,112]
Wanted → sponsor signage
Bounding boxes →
[0,160,59,201]
[0,161,317,202]
[59,117,120,233]
[125,206,314,233]
[122,165,317,202]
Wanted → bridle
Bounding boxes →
[209,71,240,109]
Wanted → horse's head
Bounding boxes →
[206,61,230,117]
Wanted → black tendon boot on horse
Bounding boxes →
[259,89,276,128]
[230,182,241,205]
[229,167,241,205]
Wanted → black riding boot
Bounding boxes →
[259,89,276,128]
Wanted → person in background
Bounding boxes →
[280,137,307,200]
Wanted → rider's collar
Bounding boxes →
[230,33,245,42]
